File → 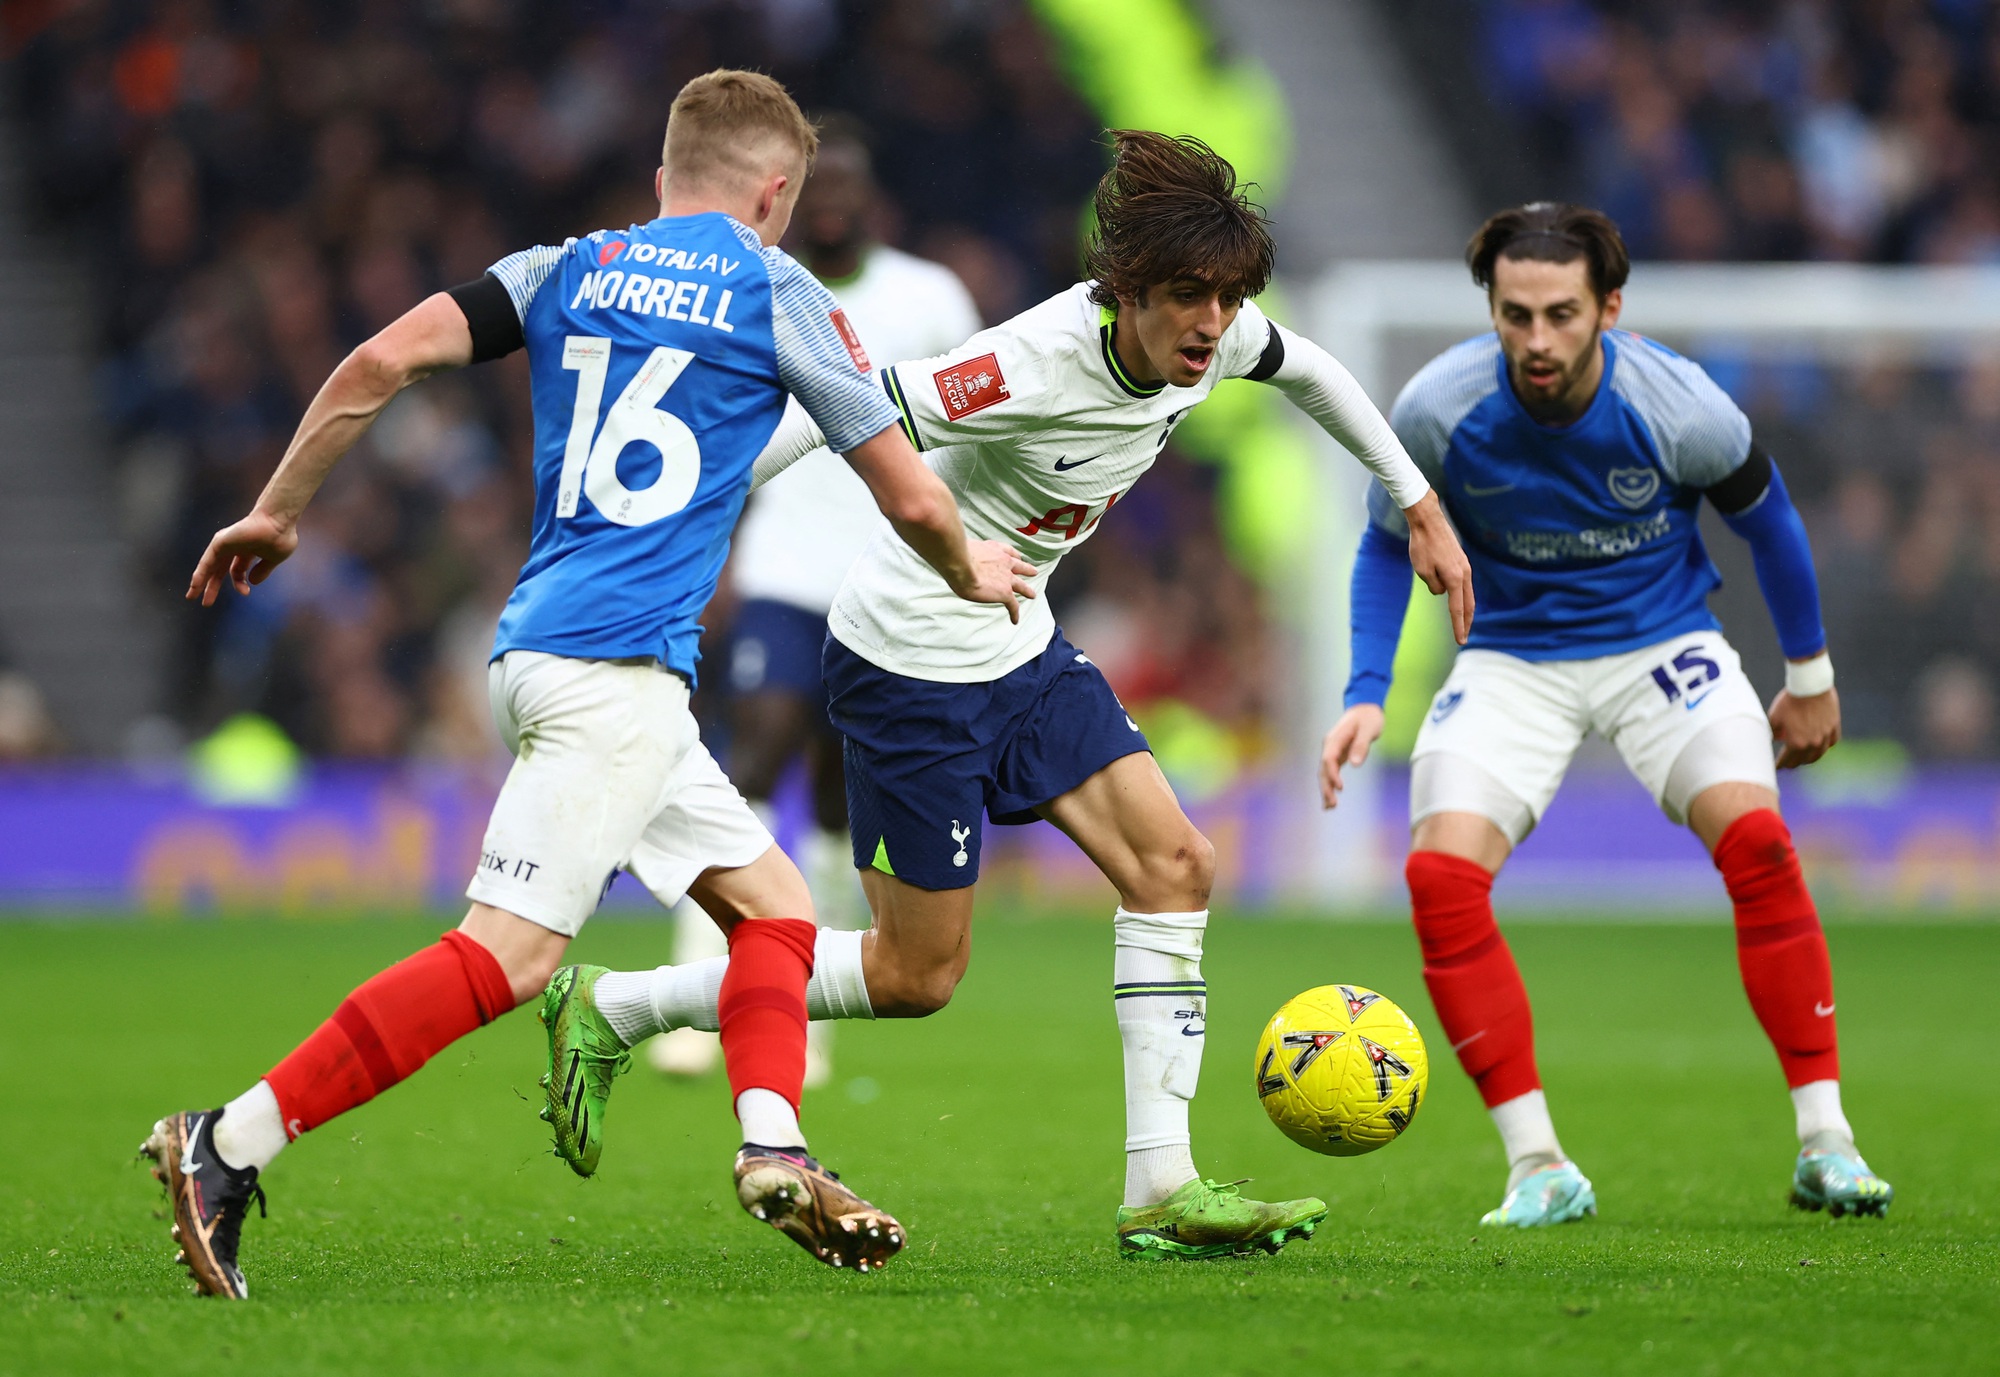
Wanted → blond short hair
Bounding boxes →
[663,70,818,192]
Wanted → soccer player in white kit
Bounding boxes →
[650,122,982,1084]
[553,131,1476,1258]
[1319,203,1893,1227]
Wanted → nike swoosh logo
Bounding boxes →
[1684,687,1718,710]
[1815,1001,1835,1017]
[1450,1030,1487,1053]
[182,1114,203,1175]
[1053,453,1106,471]
[1462,481,1515,496]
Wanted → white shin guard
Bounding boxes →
[1113,906,1208,1166]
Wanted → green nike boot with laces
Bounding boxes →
[1116,1178,1327,1260]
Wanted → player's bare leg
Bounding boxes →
[1408,809,1595,1227]
[145,902,557,1296]
[1687,782,1892,1217]
[1040,753,1327,1258]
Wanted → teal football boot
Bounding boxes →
[1791,1140,1893,1218]
[1480,1160,1597,1228]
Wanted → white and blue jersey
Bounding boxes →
[1373,329,1748,657]
[473,214,897,682]
[1348,328,1825,709]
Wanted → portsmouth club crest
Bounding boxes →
[1606,466,1660,510]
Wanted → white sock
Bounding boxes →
[804,826,865,932]
[1791,1079,1854,1151]
[212,1081,288,1173]
[595,927,874,1045]
[1114,906,1208,1207]
[806,928,873,1020]
[1490,1089,1566,1191]
[1126,1144,1198,1207]
[736,1087,806,1148]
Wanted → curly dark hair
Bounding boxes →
[1084,130,1274,308]
[1467,202,1630,301]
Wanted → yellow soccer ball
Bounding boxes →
[1254,984,1429,1157]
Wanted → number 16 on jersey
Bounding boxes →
[560,335,704,528]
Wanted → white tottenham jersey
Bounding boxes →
[754,281,1431,683]
[731,247,982,613]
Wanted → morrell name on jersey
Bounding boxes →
[564,239,748,334]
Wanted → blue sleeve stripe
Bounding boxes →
[766,250,900,453]
[488,243,569,322]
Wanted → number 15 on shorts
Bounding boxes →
[1650,644,1721,709]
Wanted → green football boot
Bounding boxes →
[538,965,632,1177]
[1480,1160,1596,1228]
[1116,1178,1327,1260]
[1791,1141,1893,1218]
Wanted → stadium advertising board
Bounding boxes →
[0,763,1991,915]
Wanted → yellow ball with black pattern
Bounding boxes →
[1254,984,1429,1157]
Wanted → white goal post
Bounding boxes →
[1291,261,2000,907]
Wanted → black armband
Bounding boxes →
[447,274,525,363]
[1244,322,1286,382]
[1703,441,1773,515]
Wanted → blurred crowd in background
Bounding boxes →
[1,0,1998,773]
[1479,0,2000,264]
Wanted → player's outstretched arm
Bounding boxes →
[1251,323,1473,642]
[186,292,475,605]
[842,424,1038,623]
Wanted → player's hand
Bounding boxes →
[186,509,299,606]
[1319,703,1385,809]
[1403,492,1474,645]
[1770,684,1840,769]
[952,539,1038,624]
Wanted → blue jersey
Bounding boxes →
[1368,329,1752,660]
[484,214,896,681]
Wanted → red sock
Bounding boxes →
[1407,850,1541,1108]
[1715,809,1838,1087]
[265,930,514,1138]
[718,918,817,1112]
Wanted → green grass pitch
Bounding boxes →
[2,912,1995,1375]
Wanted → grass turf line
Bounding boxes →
[0,915,1994,1376]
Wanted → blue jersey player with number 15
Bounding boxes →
[1320,203,1893,1230]
[143,70,1034,1298]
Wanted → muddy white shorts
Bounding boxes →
[467,651,773,936]
[1409,630,1777,845]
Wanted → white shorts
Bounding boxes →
[467,651,773,936]
[1410,630,1777,845]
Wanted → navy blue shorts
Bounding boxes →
[826,629,1151,890]
[727,598,829,713]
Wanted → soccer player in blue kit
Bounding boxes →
[1319,202,1894,1227]
[142,70,1032,1295]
